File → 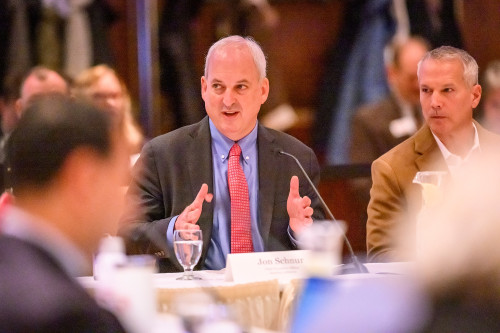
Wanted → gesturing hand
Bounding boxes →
[175,183,213,230]
[287,176,314,234]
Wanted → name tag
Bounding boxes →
[225,250,310,283]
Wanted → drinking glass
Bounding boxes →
[173,229,203,280]
[298,220,346,276]
[412,171,447,207]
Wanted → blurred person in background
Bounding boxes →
[0,95,128,332]
[15,66,69,118]
[1,66,69,194]
[366,46,500,262]
[350,36,429,166]
[72,64,144,164]
[0,75,22,193]
[349,36,429,219]
[477,60,500,134]
[0,75,22,148]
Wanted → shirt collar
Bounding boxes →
[432,122,481,168]
[209,119,258,164]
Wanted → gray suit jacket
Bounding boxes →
[119,117,324,272]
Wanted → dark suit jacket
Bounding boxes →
[0,236,126,333]
[366,121,500,262]
[119,116,324,272]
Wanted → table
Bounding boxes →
[79,269,289,331]
[78,262,415,332]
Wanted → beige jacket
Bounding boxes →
[367,120,500,261]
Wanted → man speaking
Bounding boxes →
[119,35,324,272]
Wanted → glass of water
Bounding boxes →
[173,229,203,280]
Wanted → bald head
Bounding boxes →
[17,67,69,117]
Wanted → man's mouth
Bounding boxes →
[223,111,239,116]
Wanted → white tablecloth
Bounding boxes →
[78,262,415,332]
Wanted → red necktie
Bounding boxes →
[228,143,253,253]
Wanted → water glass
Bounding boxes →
[173,229,203,280]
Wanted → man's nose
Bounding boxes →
[430,92,442,108]
[222,89,236,107]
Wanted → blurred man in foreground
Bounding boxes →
[0,96,128,332]
[119,35,324,272]
[367,46,500,261]
[415,152,500,332]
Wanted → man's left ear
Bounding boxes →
[472,84,482,108]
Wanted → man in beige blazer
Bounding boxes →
[367,46,500,262]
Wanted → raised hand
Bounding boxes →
[174,184,213,230]
[287,176,313,233]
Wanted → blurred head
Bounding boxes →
[480,61,500,133]
[7,95,130,255]
[417,46,481,141]
[72,65,129,122]
[0,74,23,134]
[16,66,69,118]
[72,65,144,155]
[386,37,430,105]
[201,35,269,141]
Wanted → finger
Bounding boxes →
[175,219,199,231]
[301,195,311,208]
[289,175,299,198]
[177,206,198,228]
[205,193,213,203]
[303,206,313,218]
[192,183,209,208]
[177,222,200,231]
[185,208,202,223]
[179,206,196,223]
[185,223,200,230]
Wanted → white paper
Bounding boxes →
[225,250,310,283]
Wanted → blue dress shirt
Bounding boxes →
[167,120,263,270]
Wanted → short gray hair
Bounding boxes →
[417,46,478,88]
[204,35,267,80]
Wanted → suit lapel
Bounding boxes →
[257,125,281,245]
[414,125,447,172]
[186,117,214,255]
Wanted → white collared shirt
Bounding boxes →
[432,123,481,175]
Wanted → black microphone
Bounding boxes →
[278,150,368,274]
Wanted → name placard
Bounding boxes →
[225,250,310,283]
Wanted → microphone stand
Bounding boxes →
[279,151,368,274]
